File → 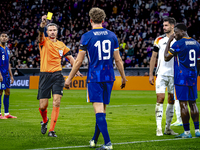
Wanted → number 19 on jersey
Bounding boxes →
[94,40,111,60]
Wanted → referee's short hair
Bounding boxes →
[47,23,58,30]
[175,23,187,31]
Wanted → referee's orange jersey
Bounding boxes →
[39,37,70,72]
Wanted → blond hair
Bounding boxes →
[89,7,106,24]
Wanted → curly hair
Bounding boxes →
[89,7,106,24]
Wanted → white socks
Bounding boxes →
[165,103,174,129]
[4,113,9,116]
[195,129,200,133]
[156,103,163,129]
[174,99,182,122]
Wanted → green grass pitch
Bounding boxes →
[0,89,200,150]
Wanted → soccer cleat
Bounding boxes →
[89,140,97,148]
[0,114,7,119]
[40,118,49,134]
[48,131,57,137]
[156,128,163,136]
[171,121,183,126]
[4,114,17,119]
[164,128,178,135]
[195,131,200,137]
[175,132,192,138]
[96,142,113,150]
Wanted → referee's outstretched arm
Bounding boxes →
[38,15,47,43]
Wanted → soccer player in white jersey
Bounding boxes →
[149,17,178,136]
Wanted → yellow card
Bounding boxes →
[47,12,53,20]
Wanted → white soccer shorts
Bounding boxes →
[156,75,174,94]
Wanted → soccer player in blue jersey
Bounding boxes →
[164,23,200,138]
[65,7,127,150]
[0,32,16,119]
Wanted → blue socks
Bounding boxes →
[183,123,190,131]
[3,95,9,113]
[194,122,199,130]
[96,113,110,145]
[0,95,1,114]
[92,114,106,142]
[92,122,100,142]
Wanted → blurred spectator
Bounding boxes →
[0,0,199,70]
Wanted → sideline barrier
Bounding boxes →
[10,76,29,89]
[29,76,200,91]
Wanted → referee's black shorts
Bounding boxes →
[37,71,65,100]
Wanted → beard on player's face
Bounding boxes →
[164,28,172,34]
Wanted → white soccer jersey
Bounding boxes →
[153,34,176,76]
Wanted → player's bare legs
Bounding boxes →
[189,101,200,137]
[189,101,199,122]
[92,102,112,149]
[179,101,189,125]
[48,94,61,137]
[155,93,165,136]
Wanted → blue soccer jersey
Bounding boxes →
[80,27,119,83]
[0,44,10,76]
[169,37,200,86]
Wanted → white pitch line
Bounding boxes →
[10,102,200,111]
[27,137,197,150]
[10,104,156,110]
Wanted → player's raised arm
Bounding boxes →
[164,34,175,62]
[38,15,47,43]
[149,51,157,85]
[113,50,127,89]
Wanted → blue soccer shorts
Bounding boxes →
[0,75,10,90]
[174,85,197,101]
[87,82,114,105]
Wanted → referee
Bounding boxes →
[37,15,82,137]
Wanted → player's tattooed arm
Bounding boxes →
[164,34,174,61]
[38,15,47,43]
